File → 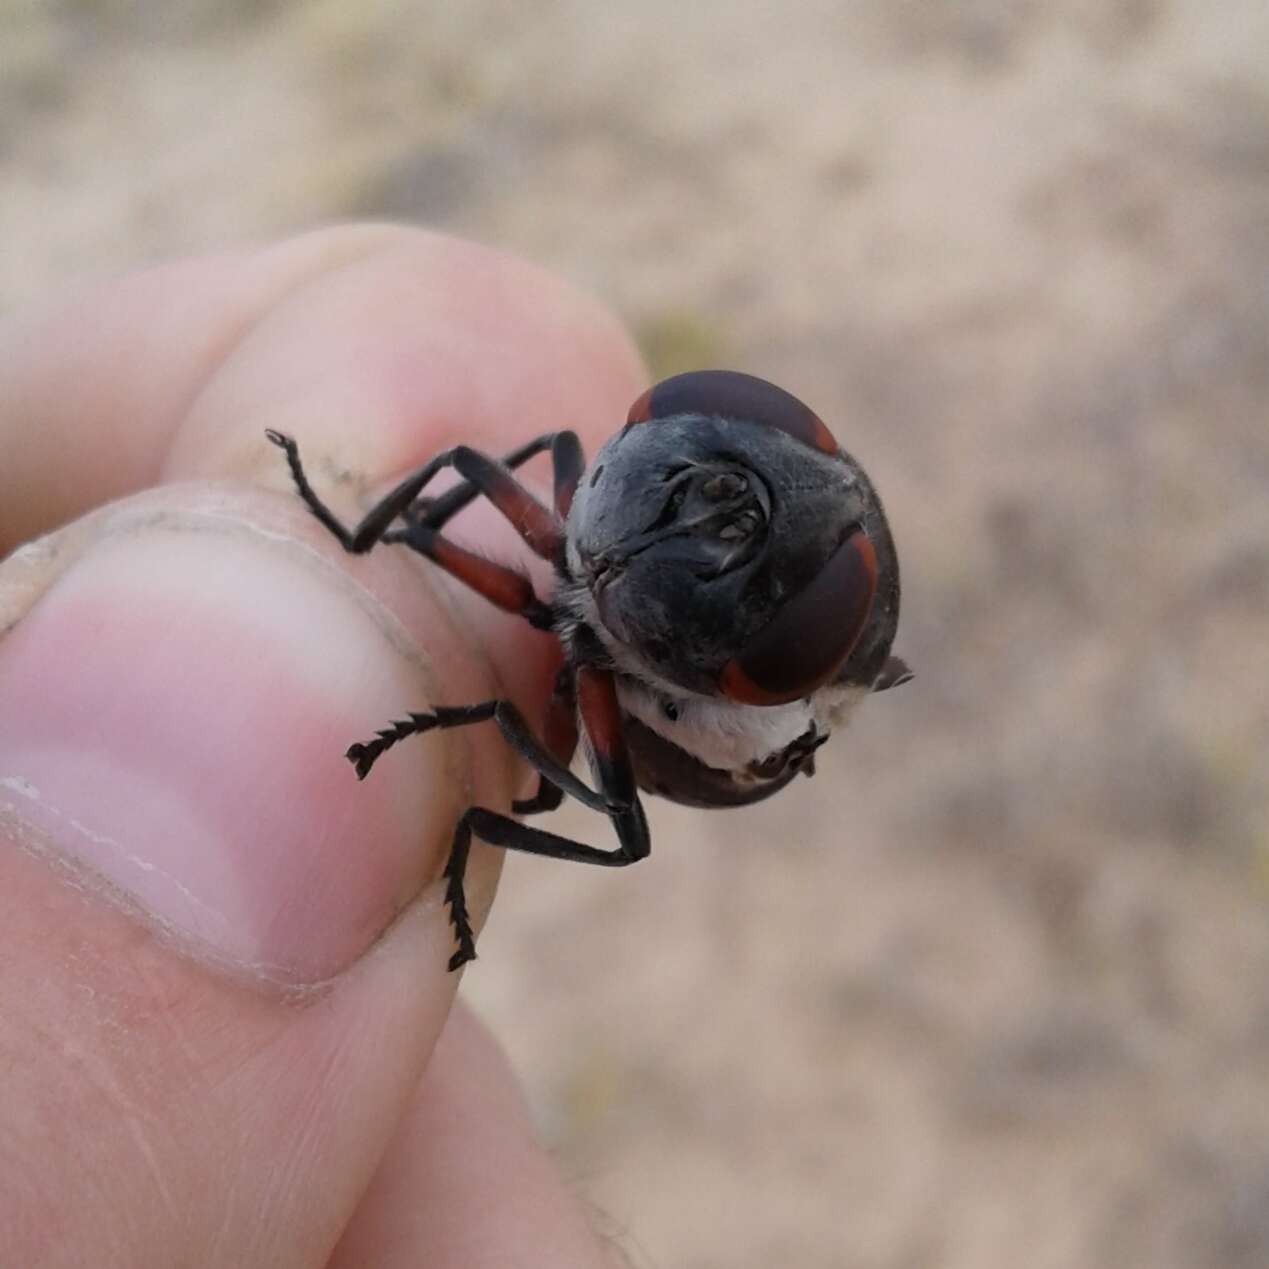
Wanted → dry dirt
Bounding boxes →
[3,2,1268,1266]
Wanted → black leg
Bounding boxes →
[345,671,648,970]
[443,662,646,969]
[266,430,458,552]
[346,697,601,810]
[266,430,589,629]
[266,430,571,559]
[406,434,562,529]
[445,802,649,969]
[404,429,585,527]
[511,667,578,816]
[510,769,567,817]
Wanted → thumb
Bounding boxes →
[0,477,498,1265]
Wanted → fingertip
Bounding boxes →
[170,226,648,487]
[0,225,647,550]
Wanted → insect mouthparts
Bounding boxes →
[581,551,625,590]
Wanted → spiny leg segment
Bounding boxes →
[266,429,587,626]
[345,671,646,970]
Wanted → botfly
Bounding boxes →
[268,370,910,969]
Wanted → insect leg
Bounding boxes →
[384,519,555,629]
[444,799,648,969]
[345,695,597,805]
[512,667,578,816]
[443,447,564,559]
[266,431,466,552]
[345,664,647,970]
[408,432,583,529]
[443,663,647,969]
[548,431,585,518]
[384,433,587,623]
[267,431,571,561]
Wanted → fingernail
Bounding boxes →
[0,509,456,983]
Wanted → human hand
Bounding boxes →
[0,226,643,1266]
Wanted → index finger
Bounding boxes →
[0,225,644,551]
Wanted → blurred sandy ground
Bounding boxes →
[4,2,1269,1265]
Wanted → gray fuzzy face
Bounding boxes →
[566,413,894,697]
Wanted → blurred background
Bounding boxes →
[4,2,1268,1265]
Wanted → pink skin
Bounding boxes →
[0,532,428,979]
[0,227,643,1267]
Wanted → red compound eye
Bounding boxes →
[626,370,837,455]
[719,529,877,705]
